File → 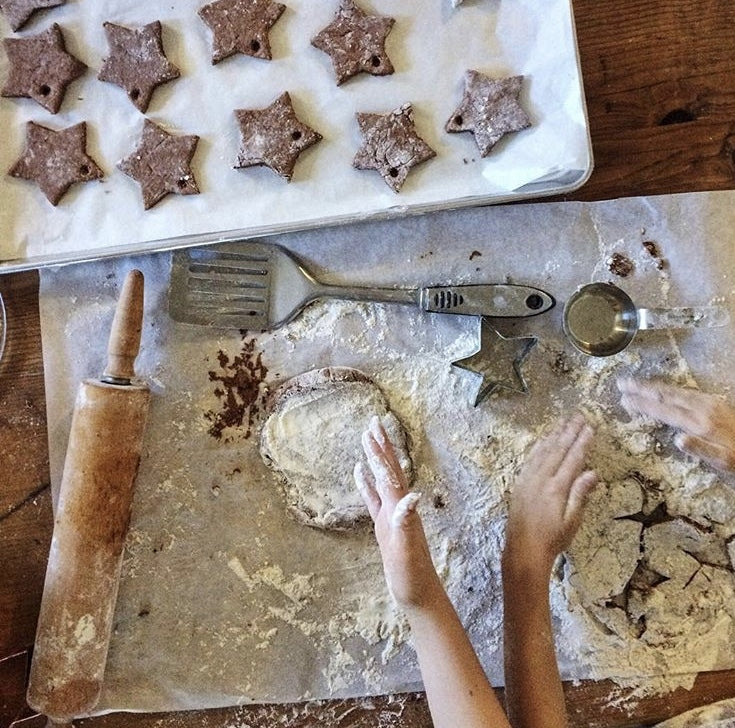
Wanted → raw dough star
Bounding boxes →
[451,317,537,406]
[353,103,436,192]
[98,21,180,113]
[118,120,200,210]
[234,92,322,181]
[9,121,103,205]
[198,0,285,64]
[311,0,395,85]
[445,70,531,156]
[1,23,85,113]
[0,0,65,31]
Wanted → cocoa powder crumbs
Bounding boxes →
[642,240,666,270]
[607,252,634,277]
[204,333,269,441]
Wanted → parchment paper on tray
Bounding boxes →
[40,191,735,713]
[0,0,591,269]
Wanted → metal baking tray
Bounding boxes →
[0,0,592,273]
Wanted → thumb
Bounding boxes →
[391,492,422,529]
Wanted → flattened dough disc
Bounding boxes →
[260,367,412,530]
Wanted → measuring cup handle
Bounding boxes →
[637,306,729,330]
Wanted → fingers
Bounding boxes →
[555,420,595,485]
[354,461,381,521]
[368,416,409,490]
[535,414,590,476]
[525,417,567,465]
[675,433,735,474]
[564,470,597,524]
[361,418,407,508]
[618,377,699,432]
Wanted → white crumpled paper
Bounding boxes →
[40,191,735,713]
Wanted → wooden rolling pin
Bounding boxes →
[27,270,151,723]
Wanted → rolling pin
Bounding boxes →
[27,270,150,723]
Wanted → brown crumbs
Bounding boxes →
[607,252,634,277]
[642,240,666,270]
[204,334,269,441]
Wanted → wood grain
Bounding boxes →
[568,0,735,201]
[3,0,735,725]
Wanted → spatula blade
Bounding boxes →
[169,246,272,330]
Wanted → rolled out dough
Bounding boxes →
[259,367,413,530]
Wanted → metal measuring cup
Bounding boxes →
[562,282,729,356]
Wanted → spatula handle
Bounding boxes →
[103,270,144,383]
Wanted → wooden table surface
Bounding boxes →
[2,1,735,726]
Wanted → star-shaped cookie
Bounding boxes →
[9,121,103,205]
[98,21,180,113]
[234,92,322,181]
[1,23,85,113]
[451,317,537,406]
[311,0,395,85]
[198,0,285,64]
[0,0,65,32]
[118,120,200,210]
[353,103,436,192]
[445,71,531,156]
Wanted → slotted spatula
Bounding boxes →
[168,241,555,330]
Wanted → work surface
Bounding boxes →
[2,0,735,726]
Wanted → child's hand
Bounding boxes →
[618,377,735,474]
[505,414,597,574]
[355,416,443,613]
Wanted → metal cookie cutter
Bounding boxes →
[563,282,729,357]
[451,317,538,406]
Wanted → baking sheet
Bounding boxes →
[0,0,591,271]
[39,190,735,713]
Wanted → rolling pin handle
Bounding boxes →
[102,270,144,384]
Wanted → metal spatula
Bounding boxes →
[168,241,555,330]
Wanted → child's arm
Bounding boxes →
[502,415,597,728]
[355,416,510,728]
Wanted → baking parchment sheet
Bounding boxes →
[39,191,735,713]
[0,0,590,269]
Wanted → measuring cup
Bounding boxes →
[562,282,729,356]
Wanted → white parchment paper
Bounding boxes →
[1,0,590,269]
[39,191,735,713]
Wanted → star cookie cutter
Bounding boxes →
[451,317,538,406]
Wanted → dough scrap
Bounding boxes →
[260,367,412,530]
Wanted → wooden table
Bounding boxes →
[2,1,735,725]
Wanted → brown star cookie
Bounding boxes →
[445,71,531,156]
[98,21,180,113]
[0,0,65,32]
[353,103,436,192]
[9,121,103,205]
[1,23,85,113]
[311,0,394,86]
[198,0,286,64]
[234,92,322,181]
[118,120,200,210]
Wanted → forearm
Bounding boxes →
[502,550,567,728]
[407,588,510,728]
